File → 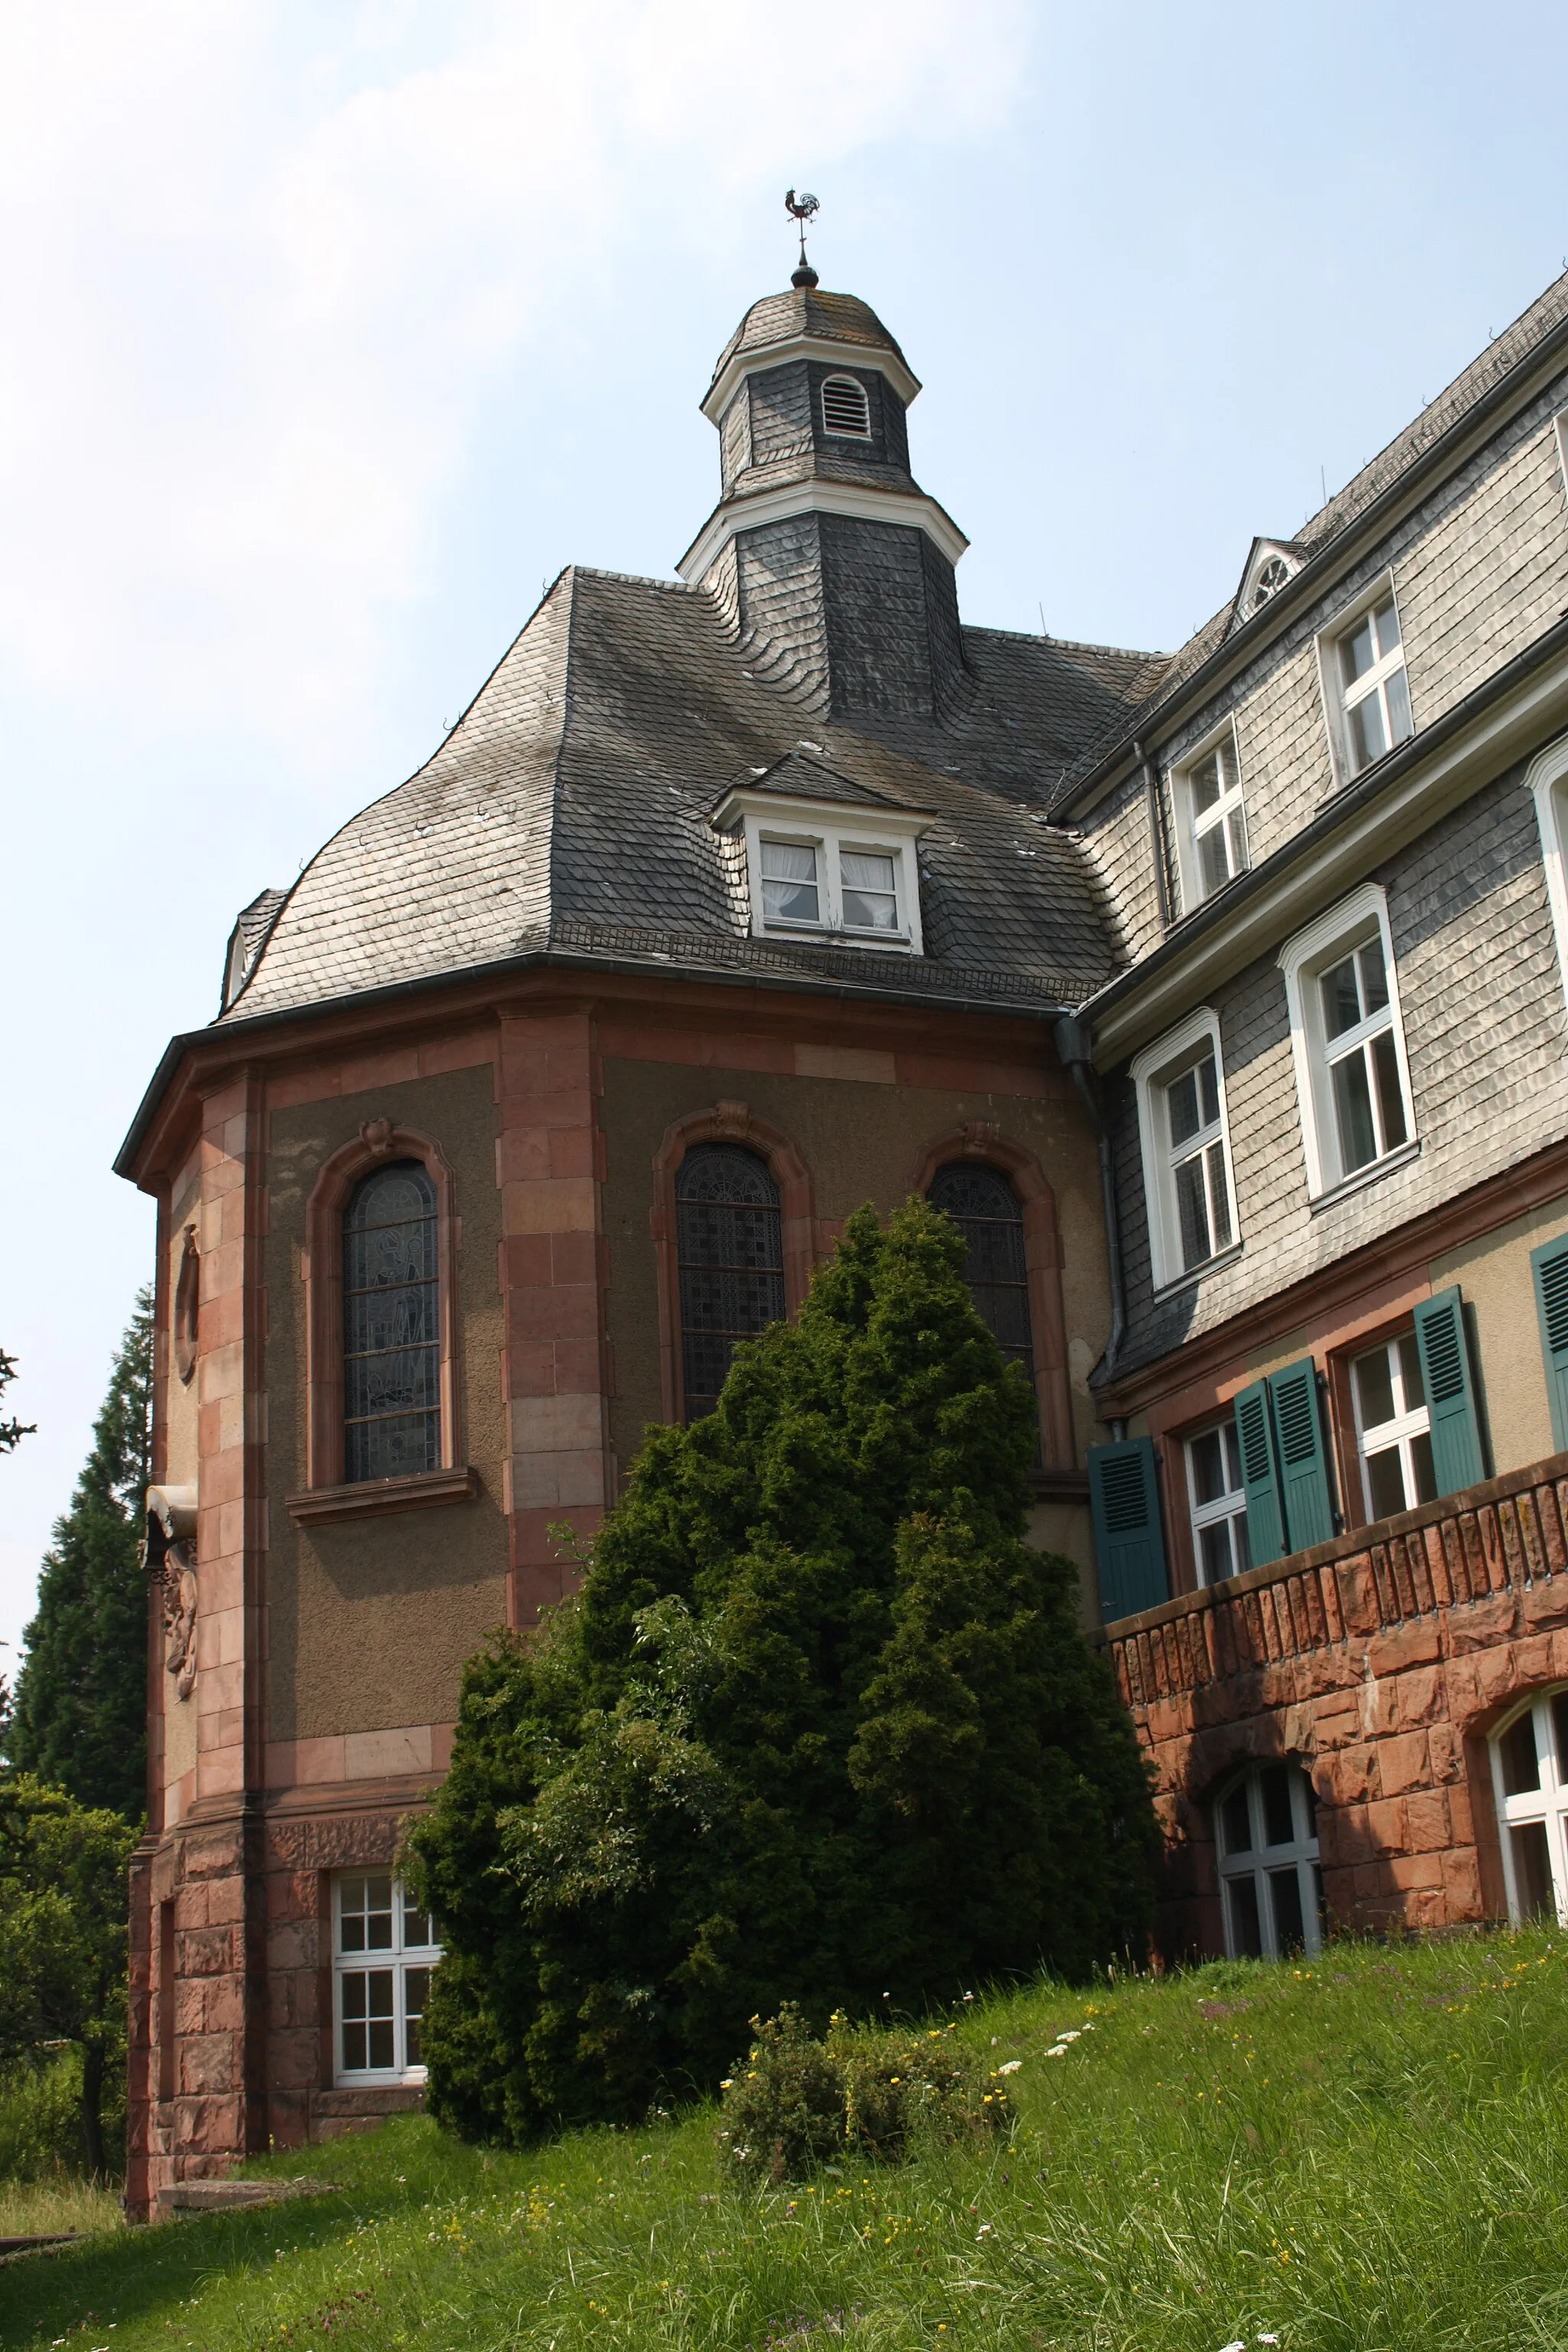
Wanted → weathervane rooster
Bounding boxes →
[785,188,820,284]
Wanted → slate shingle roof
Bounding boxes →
[708,288,912,391]
[1050,266,1568,802]
[222,567,1163,1027]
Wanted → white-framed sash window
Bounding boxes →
[1490,1690,1568,1923]
[1131,1008,1241,1291]
[1173,724,1249,910]
[715,786,932,956]
[1279,883,1417,1200]
[1350,1331,1437,1520]
[1186,1417,1251,1586]
[333,1873,440,2086]
[1527,732,1568,1015]
[1215,1762,1325,1958]
[1320,577,1413,782]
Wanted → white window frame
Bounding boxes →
[1527,730,1568,1016]
[1279,881,1417,1202]
[1184,1415,1251,1586]
[1170,720,1249,913]
[1489,1687,1568,1925]
[1130,1007,1242,1292]
[820,372,872,440]
[332,1872,440,2088]
[716,789,932,955]
[1317,573,1414,786]
[1214,1762,1324,1959]
[1348,1328,1436,1522]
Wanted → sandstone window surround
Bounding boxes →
[1184,1415,1251,1587]
[910,1123,1075,1473]
[1214,1759,1325,1959]
[1169,720,1250,913]
[1130,1007,1242,1292]
[287,1119,475,1527]
[1317,573,1414,785]
[1489,1690,1568,1925]
[651,1104,815,1426]
[333,1872,440,2086]
[1279,881,1418,1204]
[819,371,872,440]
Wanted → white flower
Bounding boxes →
[1218,2341,1246,2352]
[1258,2338,1281,2346]
[1044,2046,1067,2059]
[975,2223,993,2237]
[996,2059,1023,2074]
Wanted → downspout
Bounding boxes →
[1054,1011,1128,1440]
[1135,737,1175,931]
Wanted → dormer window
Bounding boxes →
[712,759,933,956]
[758,831,913,940]
[821,374,871,439]
[1250,555,1293,610]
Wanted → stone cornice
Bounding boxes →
[700,332,921,425]
[676,477,969,586]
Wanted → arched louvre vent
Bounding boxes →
[675,1145,785,1419]
[821,373,872,439]
[926,1162,1035,1384]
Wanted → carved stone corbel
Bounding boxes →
[141,1485,199,1703]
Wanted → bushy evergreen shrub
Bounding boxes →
[405,1198,1158,2145]
[714,2006,1011,2184]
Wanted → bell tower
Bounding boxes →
[678,244,971,723]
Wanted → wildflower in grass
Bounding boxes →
[996,2059,1023,2074]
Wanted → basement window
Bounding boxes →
[1490,1690,1568,1924]
[334,1874,440,2085]
[821,373,872,439]
[1215,1762,1325,1958]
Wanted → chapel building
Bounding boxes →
[118,254,1568,2214]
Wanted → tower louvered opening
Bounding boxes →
[821,372,872,439]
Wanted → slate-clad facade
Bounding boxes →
[116,254,1568,2210]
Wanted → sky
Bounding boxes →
[5,0,1568,1675]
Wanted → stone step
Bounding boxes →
[154,2177,343,2223]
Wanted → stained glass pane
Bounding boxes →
[343,1161,439,1485]
[926,1164,1036,1391]
[676,1147,785,1419]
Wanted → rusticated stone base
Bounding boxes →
[1107,1451,1568,1959]
[126,1777,439,2221]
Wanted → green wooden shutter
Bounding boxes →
[1413,1285,1486,1497]
[1234,1379,1286,1568]
[1086,1437,1169,1624]
[1531,1234,1568,1452]
[1266,1357,1335,1551]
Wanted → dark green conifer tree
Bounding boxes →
[5,1290,153,1820]
[406,1201,1158,2145]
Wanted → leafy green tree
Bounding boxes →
[0,1773,137,2177]
[406,1198,1158,2146]
[5,1290,153,1820]
[0,1344,37,1453]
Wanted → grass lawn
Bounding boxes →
[5,1927,1567,2352]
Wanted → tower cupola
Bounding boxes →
[678,279,970,722]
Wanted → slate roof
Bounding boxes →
[1050,266,1568,802]
[220,568,1165,1028]
[707,287,911,391]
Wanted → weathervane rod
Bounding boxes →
[784,188,820,288]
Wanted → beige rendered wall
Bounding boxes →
[1431,1190,1568,1474]
[264,1066,510,1745]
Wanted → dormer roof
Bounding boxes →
[1228,537,1310,634]
[711,750,937,830]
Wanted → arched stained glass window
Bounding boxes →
[926,1162,1035,1383]
[676,1145,785,1420]
[342,1161,439,1483]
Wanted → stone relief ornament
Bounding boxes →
[142,1484,199,1703]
